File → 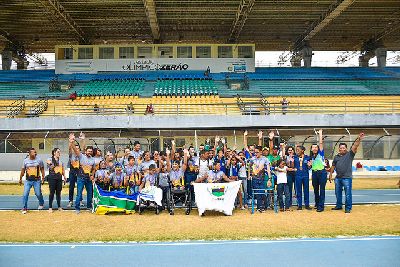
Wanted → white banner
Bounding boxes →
[193,181,241,216]
[138,186,163,206]
[55,58,255,74]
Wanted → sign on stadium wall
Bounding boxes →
[55,58,255,74]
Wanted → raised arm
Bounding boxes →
[351,132,365,154]
[182,148,189,172]
[166,149,171,172]
[221,137,227,155]
[257,130,263,147]
[243,130,249,152]
[214,136,220,151]
[171,140,176,156]
[79,132,86,152]
[268,131,274,155]
[318,129,323,151]
[69,133,80,156]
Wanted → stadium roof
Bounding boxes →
[0,0,399,53]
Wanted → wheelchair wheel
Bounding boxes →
[185,190,192,215]
[166,189,171,213]
[169,191,175,215]
[155,205,160,215]
[138,199,143,215]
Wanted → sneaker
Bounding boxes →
[257,209,265,213]
[75,210,80,214]
[279,208,284,212]
[67,201,73,208]
[316,209,324,212]
[345,210,351,213]
[331,207,342,210]
[80,202,85,207]
[240,206,246,210]
[21,208,27,214]
[305,206,312,210]
[58,208,63,212]
[297,207,303,210]
[38,205,44,210]
[48,208,53,213]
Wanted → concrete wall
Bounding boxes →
[0,114,399,131]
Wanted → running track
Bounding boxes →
[0,237,399,267]
[1,189,399,210]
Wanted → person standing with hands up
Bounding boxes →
[329,132,365,213]
[69,133,96,214]
[310,129,327,212]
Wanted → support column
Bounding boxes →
[375,47,387,68]
[301,46,313,67]
[1,50,12,70]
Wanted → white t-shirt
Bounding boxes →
[198,158,211,178]
[238,160,247,178]
[276,166,288,184]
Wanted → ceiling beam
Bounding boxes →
[228,0,255,43]
[38,0,88,44]
[0,29,25,55]
[142,0,160,42]
[293,0,355,51]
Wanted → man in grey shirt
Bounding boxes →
[329,133,365,213]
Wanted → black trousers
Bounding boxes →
[48,175,62,208]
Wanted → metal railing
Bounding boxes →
[0,101,399,118]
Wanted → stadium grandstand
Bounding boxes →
[1,1,400,266]
[0,0,399,167]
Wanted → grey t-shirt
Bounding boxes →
[158,172,169,187]
[333,150,355,178]
[23,157,44,178]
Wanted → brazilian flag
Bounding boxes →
[93,184,138,215]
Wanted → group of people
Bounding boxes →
[20,129,364,215]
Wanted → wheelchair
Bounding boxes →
[251,173,278,214]
[166,177,192,215]
[137,177,162,215]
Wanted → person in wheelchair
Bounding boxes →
[138,164,163,214]
[109,163,128,192]
[94,160,111,190]
[168,159,185,191]
[139,164,158,191]
[196,162,234,183]
[166,154,191,215]
[125,156,141,194]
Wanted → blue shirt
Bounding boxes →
[294,154,310,176]
[214,156,227,173]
